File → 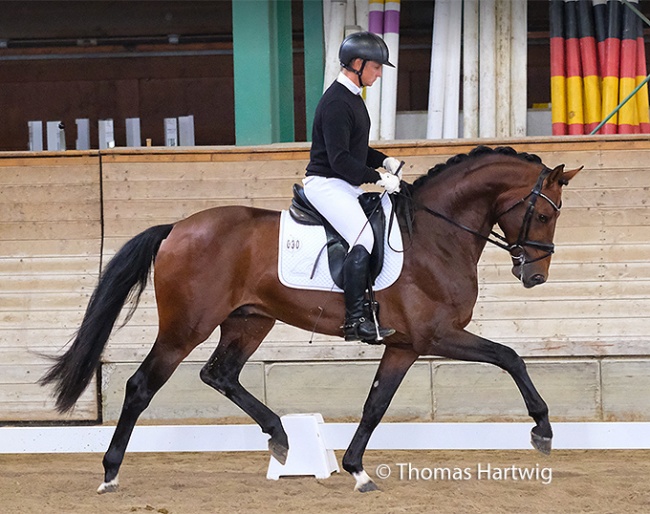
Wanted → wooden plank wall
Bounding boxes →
[2,136,649,422]
[0,154,100,421]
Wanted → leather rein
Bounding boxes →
[404,166,561,266]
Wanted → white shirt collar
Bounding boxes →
[336,71,362,96]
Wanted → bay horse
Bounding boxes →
[41,145,581,493]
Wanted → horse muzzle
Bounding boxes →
[512,261,547,288]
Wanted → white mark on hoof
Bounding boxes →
[353,470,375,492]
[97,477,119,494]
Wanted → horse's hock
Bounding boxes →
[1,137,648,423]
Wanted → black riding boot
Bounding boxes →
[343,245,395,342]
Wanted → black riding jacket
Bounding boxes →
[306,80,386,186]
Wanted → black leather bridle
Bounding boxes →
[418,166,560,266]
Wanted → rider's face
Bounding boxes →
[350,58,383,87]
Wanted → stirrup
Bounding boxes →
[344,317,395,344]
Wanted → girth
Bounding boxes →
[289,184,385,289]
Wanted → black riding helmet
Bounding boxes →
[339,31,394,87]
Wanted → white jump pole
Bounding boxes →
[443,0,462,139]
[479,0,497,137]
[355,0,369,31]
[427,0,450,139]
[366,0,384,140]
[495,0,511,137]
[463,0,480,138]
[380,0,401,140]
[510,0,528,136]
[324,0,348,91]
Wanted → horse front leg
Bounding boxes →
[199,313,289,464]
[342,345,419,492]
[431,328,552,454]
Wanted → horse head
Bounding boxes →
[496,163,582,288]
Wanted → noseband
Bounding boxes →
[418,166,560,265]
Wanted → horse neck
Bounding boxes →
[412,157,540,259]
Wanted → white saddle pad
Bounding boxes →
[278,199,404,292]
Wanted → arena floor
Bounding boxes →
[2,449,650,513]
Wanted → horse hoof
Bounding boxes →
[352,471,380,493]
[356,480,379,493]
[530,430,552,455]
[97,477,119,494]
[268,438,289,465]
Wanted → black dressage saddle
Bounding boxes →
[289,183,386,289]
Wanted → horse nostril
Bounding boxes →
[531,274,546,285]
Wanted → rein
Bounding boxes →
[400,166,559,265]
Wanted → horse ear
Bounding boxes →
[546,164,583,187]
[559,165,583,186]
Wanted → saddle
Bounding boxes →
[289,184,385,289]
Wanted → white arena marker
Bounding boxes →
[267,413,339,480]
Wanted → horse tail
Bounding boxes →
[40,223,175,413]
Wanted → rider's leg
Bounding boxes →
[303,176,394,342]
[342,244,394,342]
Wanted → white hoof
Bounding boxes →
[97,477,119,494]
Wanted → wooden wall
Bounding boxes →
[2,137,649,423]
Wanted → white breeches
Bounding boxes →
[303,175,386,254]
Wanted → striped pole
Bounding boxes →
[578,0,601,133]
[593,0,608,78]
[366,0,384,140]
[600,0,622,134]
[635,12,650,132]
[550,0,567,135]
[565,0,585,135]
[380,0,400,140]
[618,0,639,133]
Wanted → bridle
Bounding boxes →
[417,166,560,266]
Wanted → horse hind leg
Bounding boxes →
[98,338,195,494]
[199,312,289,464]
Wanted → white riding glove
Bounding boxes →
[377,171,401,194]
[383,157,403,179]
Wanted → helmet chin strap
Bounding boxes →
[345,59,367,88]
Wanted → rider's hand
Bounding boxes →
[383,157,403,179]
[377,172,401,194]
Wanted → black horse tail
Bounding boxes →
[40,223,175,413]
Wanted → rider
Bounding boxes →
[303,31,402,343]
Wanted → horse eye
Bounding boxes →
[538,214,549,223]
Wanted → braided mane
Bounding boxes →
[409,145,543,192]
